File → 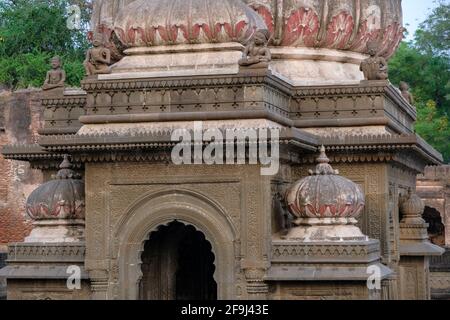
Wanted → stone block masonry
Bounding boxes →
[0,89,44,247]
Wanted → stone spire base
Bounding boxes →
[25,219,85,243]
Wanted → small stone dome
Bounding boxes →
[286,146,365,223]
[113,0,267,48]
[399,188,425,224]
[26,155,85,221]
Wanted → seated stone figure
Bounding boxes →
[42,56,66,94]
[399,81,414,105]
[84,34,112,76]
[239,29,271,69]
[360,41,388,81]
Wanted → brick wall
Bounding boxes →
[0,89,44,247]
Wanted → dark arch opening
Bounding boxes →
[423,206,445,246]
[139,221,217,300]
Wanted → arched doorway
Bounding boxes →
[423,206,445,246]
[139,221,218,300]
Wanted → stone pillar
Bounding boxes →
[243,268,269,300]
[398,188,444,300]
[90,270,110,300]
[24,155,85,243]
[381,276,399,300]
[0,156,90,300]
[266,147,393,300]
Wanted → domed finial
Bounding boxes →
[56,155,80,180]
[310,146,338,175]
[59,154,72,170]
[400,187,425,224]
[317,145,330,164]
[407,187,413,196]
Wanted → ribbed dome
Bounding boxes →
[399,188,425,224]
[245,0,404,58]
[112,0,267,48]
[286,146,365,221]
[26,155,85,221]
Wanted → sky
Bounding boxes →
[402,0,445,40]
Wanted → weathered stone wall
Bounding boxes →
[0,89,44,247]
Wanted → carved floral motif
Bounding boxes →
[99,0,266,49]
[245,0,404,58]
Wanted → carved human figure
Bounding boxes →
[239,29,271,69]
[42,56,66,91]
[399,81,414,105]
[360,42,388,80]
[84,34,112,76]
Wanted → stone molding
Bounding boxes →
[271,240,380,263]
[430,248,450,272]
[7,243,86,263]
[40,93,86,135]
[2,130,442,174]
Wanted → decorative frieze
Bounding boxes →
[7,243,85,263]
[41,93,86,135]
[272,241,380,262]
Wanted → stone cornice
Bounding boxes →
[81,71,293,95]
[2,131,442,172]
[2,144,52,159]
[318,134,443,165]
[41,94,86,107]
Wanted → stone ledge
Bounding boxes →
[399,242,445,256]
[430,248,450,271]
[0,265,88,280]
[265,263,392,281]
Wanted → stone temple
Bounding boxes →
[0,0,448,300]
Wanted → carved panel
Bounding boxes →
[84,162,272,299]
[41,94,86,134]
[399,257,428,300]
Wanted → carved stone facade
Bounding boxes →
[0,0,446,300]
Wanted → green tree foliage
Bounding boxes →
[415,101,450,161]
[0,0,90,89]
[414,1,449,58]
[389,2,450,163]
